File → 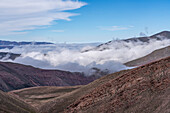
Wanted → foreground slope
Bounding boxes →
[125,46,170,67]
[40,70,131,113]
[9,86,82,109]
[64,56,170,113]
[0,61,95,92]
[0,91,36,113]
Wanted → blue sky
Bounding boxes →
[0,0,170,43]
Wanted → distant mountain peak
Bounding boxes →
[83,31,170,52]
[157,30,170,34]
[125,31,170,42]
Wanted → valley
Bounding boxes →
[0,31,169,113]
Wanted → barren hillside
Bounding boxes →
[125,46,170,67]
[0,62,96,92]
[0,91,37,113]
[65,56,170,113]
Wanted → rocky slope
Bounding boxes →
[39,69,129,113]
[0,90,37,113]
[64,56,170,113]
[0,56,169,113]
[0,61,96,92]
[125,46,170,67]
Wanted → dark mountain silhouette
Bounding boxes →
[0,40,53,49]
[0,61,96,92]
[0,40,53,45]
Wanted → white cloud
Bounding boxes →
[0,0,87,35]
[99,26,133,31]
[0,38,169,76]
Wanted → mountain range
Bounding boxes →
[0,31,169,113]
[0,40,53,49]
[0,56,168,113]
[0,61,96,92]
[84,31,170,52]
[0,45,169,92]
[0,31,169,92]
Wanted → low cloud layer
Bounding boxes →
[0,0,86,35]
[0,39,169,76]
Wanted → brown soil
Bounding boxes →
[65,56,170,113]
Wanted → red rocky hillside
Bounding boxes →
[65,56,170,113]
[0,62,96,92]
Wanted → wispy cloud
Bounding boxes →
[99,26,134,31]
[0,0,87,35]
